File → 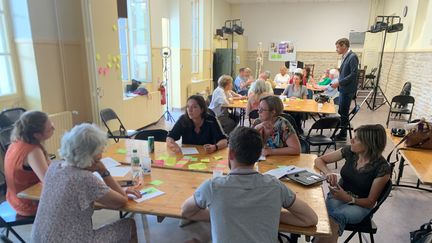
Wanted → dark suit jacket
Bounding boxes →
[339,50,359,94]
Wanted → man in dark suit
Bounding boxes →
[331,38,358,140]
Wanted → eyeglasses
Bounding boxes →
[258,107,270,113]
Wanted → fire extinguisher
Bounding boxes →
[159,85,166,105]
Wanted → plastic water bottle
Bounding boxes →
[131,149,141,185]
[141,157,152,175]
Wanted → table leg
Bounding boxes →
[157,216,165,223]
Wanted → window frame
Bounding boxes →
[191,0,199,74]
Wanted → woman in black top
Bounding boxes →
[313,124,391,243]
[167,95,228,154]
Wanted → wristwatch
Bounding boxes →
[99,169,111,178]
[349,196,355,205]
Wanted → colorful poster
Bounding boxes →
[268,41,296,61]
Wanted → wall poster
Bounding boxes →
[268,41,296,61]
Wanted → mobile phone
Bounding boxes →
[118,180,133,187]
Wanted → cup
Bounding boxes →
[317,103,323,111]
[279,95,287,102]
[213,169,223,178]
[228,97,233,104]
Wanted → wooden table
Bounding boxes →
[18,142,331,239]
[224,99,336,114]
[387,130,432,191]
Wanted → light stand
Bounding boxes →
[222,19,244,77]
[364,15,403,111]
[159,47,175,123]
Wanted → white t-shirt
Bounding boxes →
[209,87,230,117]
[274,73,290,85]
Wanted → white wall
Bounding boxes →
[231,1,371,51]
[213,0,231,33]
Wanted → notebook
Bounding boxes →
[286,170,326,186]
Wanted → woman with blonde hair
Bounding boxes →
[5,110,54,216]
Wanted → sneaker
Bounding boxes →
[334,134,347,141]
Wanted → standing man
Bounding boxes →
[331,38,358,140]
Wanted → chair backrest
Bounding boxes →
[391,95,415,109]
[369,67,377,75]
[299,137,310,154]
[0,170,6,197]
[307,116,341,138]
[100,108,126,135]
[249,110,259,119]
[134,129,168,142]
[304,64,315,76]
[349,105,361,122]
[0,127,13,153]
[399,82,412,96]
[207,109,216,118]
[366,180,392,218]
[0,108,26,129]
[279,113,301,136]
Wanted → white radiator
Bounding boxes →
[45,111,73,157]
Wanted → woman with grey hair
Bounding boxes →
[246,79,270,117]
[31,123,141,242]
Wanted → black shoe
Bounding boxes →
[334,134,347,141]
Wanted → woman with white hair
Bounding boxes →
[246,79,270,117]
[314,68,340,99]
[31,123,141,242]
[274,65,290,85]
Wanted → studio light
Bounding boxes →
[232,23,244,35]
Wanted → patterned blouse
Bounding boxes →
[254,116,296,148]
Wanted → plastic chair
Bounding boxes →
[305,116,340,155]
[385,95,415,127]
[100,108,139,143]
[363,67,377,89]
[0,171,35,243]
[344,180,392,243]
[0,108,26,129]
[248,110,259,127]
[346,105,361,139]
[0,127,13,154]
[134,129,168,142]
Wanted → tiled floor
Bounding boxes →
[6,101,432,243]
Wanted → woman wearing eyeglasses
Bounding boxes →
[252,96,301,156]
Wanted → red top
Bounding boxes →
[5,140,41,216]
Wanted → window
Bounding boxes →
[191,0,199,74]
[0,0,17,97]
[118,0,152,82]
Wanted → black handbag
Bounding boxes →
[410,220,432,243]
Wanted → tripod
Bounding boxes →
[159,48,175,123]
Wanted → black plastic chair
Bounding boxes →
[305,116,340,155]
[346,104,361,139]
[248,110,259,127]
[279,113,302,136]
[0,127,13,154]
[363,67,377,89]
[100,108,139,142]
[344,180,392,243]
[0,108,26,129]
[0,171,35,243]
[134,129,168,142]
[385,95,415,127]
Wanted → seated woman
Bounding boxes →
[317,68,332,86]
[31,123,141,242]
[246,79,270,117]
[253,96,300,156]
[274,65,290,86]
[4,111,54,216]
[282,73,308,99]
[288,68,307,85]
[313,124,390,243]
[282,73,309,133]
[209,75,243,135]
[167,95,228,154]
[314,68,340,99]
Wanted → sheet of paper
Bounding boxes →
[107,166,130,177]
[181,147,199,155]
[263,167,289,179]
[190,157,198,162]
[154,160,164,166]
[258,155,266,161]
[188,163,207,170]
[134,187,165,203]
[165,157,177,166]
[284,165,307,176]
[116,149,127,154]
[101,157,121,169]
[150,180,163,186]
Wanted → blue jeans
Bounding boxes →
[326,193,371,236]
[337,92,355,136]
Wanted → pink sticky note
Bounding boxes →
[154,160,164,166]
[218,160,228,165]
[175,163,184,168]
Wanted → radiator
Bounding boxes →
[187,79,213,98]
[45,111,73,157]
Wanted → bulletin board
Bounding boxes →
[268,41,296,62]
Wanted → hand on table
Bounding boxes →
[261,148,272,157]
[330,82,339,89]
[125,187,142,199]
[203,144,217,154]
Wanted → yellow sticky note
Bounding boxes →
[117,54,121,60]
[112,24,117,31]
[96,53,101,61]
[116,63,120,69]
[107,62,113,68]
[112,57,117,63]
[214,156,223,160]
[201,158,210,163]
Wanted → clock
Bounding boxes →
[403,6,408,17]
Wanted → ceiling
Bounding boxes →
[224,0,365,4]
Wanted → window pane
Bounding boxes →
[0,14,9,53]
[0,0,3,11]
[0,55,16,96]
[120,55,129,81]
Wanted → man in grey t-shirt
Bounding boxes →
[181,127,318,243]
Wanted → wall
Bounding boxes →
[231,1,370,51]
[363,0,432,120]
